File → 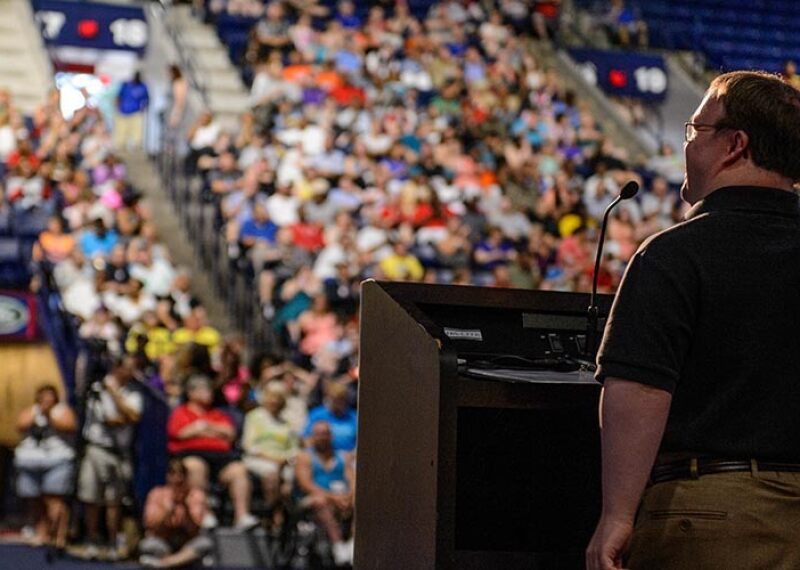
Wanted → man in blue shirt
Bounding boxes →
[114,72,150,150]
[239,201,279,270]
[303,382,357,452]
[79,218,119,259]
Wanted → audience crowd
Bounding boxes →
[3,82,357,567]
[185,0,685,322]
[2,0,710,568]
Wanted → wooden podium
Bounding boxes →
[355,281,613,570]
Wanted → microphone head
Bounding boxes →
[620,180,640,200]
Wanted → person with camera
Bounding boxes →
[139,458,213,568]
[14,385,77,552]
[77,354,143,560]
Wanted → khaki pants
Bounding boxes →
[114,111,144,150]
[628,468,800,569]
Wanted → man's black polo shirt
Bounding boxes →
[596,186,800,461]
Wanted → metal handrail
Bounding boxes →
[150,0,210,109]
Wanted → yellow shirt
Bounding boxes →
[172,326,221,351]
[379,254,425,281]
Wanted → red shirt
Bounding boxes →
[291,223,325,252]
[330,85,366,107]
[167,404,234,455]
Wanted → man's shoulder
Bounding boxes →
[636,211,712,259]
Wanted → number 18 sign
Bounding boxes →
[33,0,148,53]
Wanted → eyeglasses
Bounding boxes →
[684,121,729,143]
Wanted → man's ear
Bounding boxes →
[722,129,749,166]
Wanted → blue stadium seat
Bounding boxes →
[630,0,800,72]
[0,237,29,288]
[12,208,49,238]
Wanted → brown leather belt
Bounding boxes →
[650,458,800,484]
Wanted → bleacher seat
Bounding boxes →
[578,0,800,72]
[0,236,29,288]
[13,208,49,238]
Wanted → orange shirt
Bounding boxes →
[39,232,76,263]
[316,70,343,92]
[283,64,313,84]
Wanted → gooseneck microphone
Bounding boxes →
[585,180,640,361]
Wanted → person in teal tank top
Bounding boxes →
[295,420,354,566]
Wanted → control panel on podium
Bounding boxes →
[355,280,614,570]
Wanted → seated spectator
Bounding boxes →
[215,338,251,408]
[103,243,131,294]
[639,176,678,234]
[257,360,317,433]
[603,0,648,48]
[102,277,157,327]
[79,305,123,356]
[335,0,361,30]
[323,261,359,317]
[130,245,176,298]
[79,216,119,260]
[167,374,258,530]
[240,201,278,263]
[6,156,47,211]
[252,1,291,60]
[32,216,75,265]
[124,310,174,360]
[784,60,800,90]
[295,294,339,362]
[304,382,357,453]
[14,385,76,551]
[295,420,354,567]
[378,240,425,281]
[78,354,143,560]
[139,459,213,569]
[172,307,221,353]
[473,227,516,273]
[242,382,300,512]
[646,143,685,186]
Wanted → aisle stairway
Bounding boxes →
[0,0,53,114]
[120,150,234,335]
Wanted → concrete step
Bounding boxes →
[181,30,222,50]
[205,69,244,91]
[207,91,250,114]
[206,78,246,95]
[192,48,236,71]
[216,111,242,132]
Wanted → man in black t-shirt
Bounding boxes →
[586,72,800,570]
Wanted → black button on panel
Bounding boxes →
[547,333,564,353]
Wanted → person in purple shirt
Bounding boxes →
[473,226,517,272]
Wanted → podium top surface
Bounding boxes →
[369,280,614,314]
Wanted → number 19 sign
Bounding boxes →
[569,48,668,102]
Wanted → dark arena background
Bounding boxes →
[0,0,797,568]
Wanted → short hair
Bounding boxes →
[708,71,800,181]
[167,457,188,477]
[325,381,348,400]
[36,384,59,402]
[186,374,212,392]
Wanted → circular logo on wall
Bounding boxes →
[0,295,30,335]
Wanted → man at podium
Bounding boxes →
[587,72,800,569]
